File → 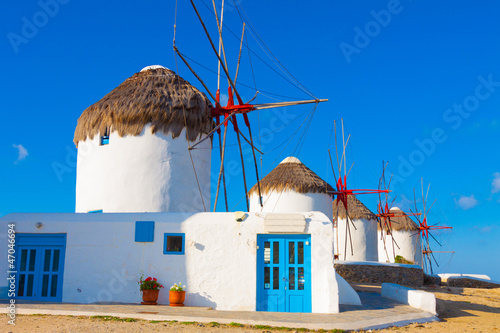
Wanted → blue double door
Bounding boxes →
[256,234,311,312]
[16,234,66,302]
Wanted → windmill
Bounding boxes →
[329,119,389,260]
[376,162,422,263]
[410,179,454,274]
[173,0,328,212]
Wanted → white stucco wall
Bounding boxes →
[75,125,211,213]
[335,218,378,262]
[249,191,333,223]
[378,229,423,267]
[381,283,437,315]
[438,274,491,282]
[336,272,361,305]
[0,212,341,313]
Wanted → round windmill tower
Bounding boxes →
[74,66,213,213]
[248,157,334,220]
[333,196,378,261]
[378,207,423,266]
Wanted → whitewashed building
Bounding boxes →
[74,65,212,213]
[0,66,361,313]
[378,207,423,267]
[0,212,345,312]
[333,196,378,262]
[249,156,334,222]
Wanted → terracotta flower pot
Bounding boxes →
[169,290,186,306]
[141,289,159,305]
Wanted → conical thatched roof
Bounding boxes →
[378,207,419,231]
[74,66,213,145]
[248,157,334,197]
[332,195,377,221]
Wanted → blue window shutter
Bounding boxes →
[135,221,155,242]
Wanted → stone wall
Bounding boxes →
[334,262,424,288]
[424,274,441,286]
[447,277,500,289]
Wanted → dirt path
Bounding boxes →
[2,287,499,333]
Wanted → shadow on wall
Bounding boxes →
[187,292,217,308]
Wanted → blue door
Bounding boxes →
[256,234,311,312]
[16,234,66,302]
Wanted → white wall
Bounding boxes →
[381,283,437,315]
[249,191,333,223]
[336,218,378,261]
[75,125,211,213]
[378,229,422,267]
[0,212,341,313]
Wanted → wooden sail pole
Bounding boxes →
[190,0,242,103]
[211,3,250,210]
[215,0,228,212]
[186,0,330,213]
[214,123,229,212]
[235,124,250,210]
[218,132,229,212]
[189,99,328,151]
[173,46,218,104]
[234,23,246,84]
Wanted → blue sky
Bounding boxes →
[1,1,499,280]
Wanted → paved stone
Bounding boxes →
[1,292,439,331]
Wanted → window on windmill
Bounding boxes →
[100,128,110,145]
[164,233,185,255]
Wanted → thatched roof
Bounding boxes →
[248,157,334,197]
[378,207,419,231]
[74,66,213,145]
[332,195,377,221]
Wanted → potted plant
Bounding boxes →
[169,282,186,306]
[139,275,164,305]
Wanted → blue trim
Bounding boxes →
[88,210,103,213]
[17,234,67,246]
[135,221,155,242]
[15,234,66,302]
[100,136,109,145]
[163,233,185,255]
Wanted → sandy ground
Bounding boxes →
[2,287,499,333]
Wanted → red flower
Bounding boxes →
[145,277,152,282]
[153,278,157,281]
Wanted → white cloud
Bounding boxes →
[455,194,478,210]
[491,172,500,194]
[473,225,499,233]
[13,144,28,164]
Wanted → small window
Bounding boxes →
[164,233,185,255]
[100,127,110,145]
[88,209,103,213]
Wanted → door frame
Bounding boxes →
[256,234,312,312]
[15,234,67,302]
